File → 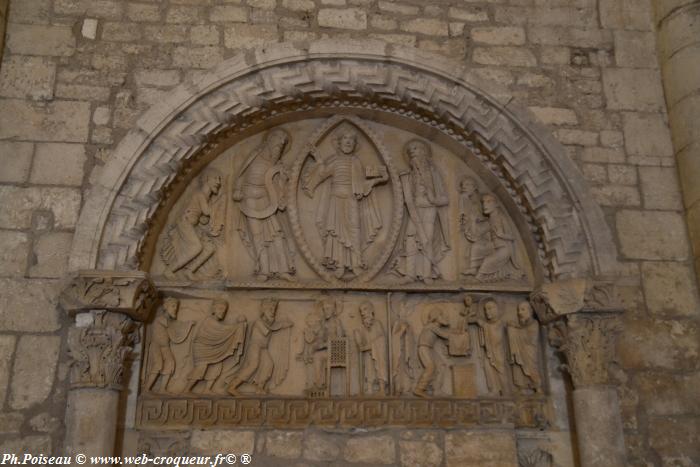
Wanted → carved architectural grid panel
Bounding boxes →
[97,58,585,281]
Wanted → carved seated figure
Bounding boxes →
[463,193,523,282]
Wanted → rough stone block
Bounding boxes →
[30,143,86,186]
[0,99,90,142]
[636,371,700,417]
[101,22,143,41]
[7,0,51,24]
[0,231,29,276]
[173,46,223,69]
[591,185,640,207]
[619,318,699,371]
[642,262,700,318]
[471,26,524,45]
[473,46,536,67]
[0,336,16,407]
[265,431,303,458]
[603,68,665,112]
[615,31,657,68]
[28,232,73,278]
[283,0,315,11]
[639,167,683,210]
[210,5,247,22]
[648,417,700,463]
[303,433,340,461]
[377,1,419,16]
[87,0,124,19]
[191,430,255,454]
[0,436,51,456]
[616,210,689,260]
[167,6,202,24]
[344,435,395,464]
[448,6,488,22]
[135,69,181,87]
[582,163,607,184]
[445,431,518,467]
[557,130,599,147]
[527,26,611,48]
[126,3,161,22]
[6,24,75,56]
[399,440,443,467]
[599,0,652,31]
[0,56,56,100]
[224,24,278,49]
[0,412,24,434]
[0,186,81,230]
[607,164,637,185]
[190,25,219,45]
[9,335,61,410]
[318,8,368,30]
[528,106,578,126]
[622,112,674,157]
[0,142,33,183]
[0,279,62,332]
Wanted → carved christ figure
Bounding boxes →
[414,307,451,398]
[227,299,293,395]
[302,126,388,279]
[233,129,295,282]
[353,301,388,395]
[464,193,523,282]
[507,301,542,393]
[186,300,247,393]
[392,140,450,284]
[161,169,225,279]
[145,298,194,393]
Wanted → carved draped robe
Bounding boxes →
[147,314,193,376]
[507,319,541,391]
[355,320,388,391]
[478,320,507,395]
[188,316,246,382]
[304,152,382,275]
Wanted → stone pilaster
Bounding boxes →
[652,0,700,283]
[60,271,158,462]
[531,279,626,467]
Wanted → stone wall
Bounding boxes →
[0,0,698,465]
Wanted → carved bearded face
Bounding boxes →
[163,299,179,319]
[517,302,533,325]
[460,177,477,194]
[212,301,228,320]
[337,131,357,155]
[205,174,222,195]
[484,300,499,321]
[407,141,430,171]
[359,303,375,328]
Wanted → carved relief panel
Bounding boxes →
[141,115,547,429]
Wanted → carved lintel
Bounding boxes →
[67,311,140,390]
[60,270,158,322]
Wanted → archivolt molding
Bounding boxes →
[69,40,615,281]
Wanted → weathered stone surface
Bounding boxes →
[0,142,33,183]
[599,0,652,31]
[0,412,24,434]
[135,69,181,88]
[591,185,640,207]
[378,1,419,16]
[210,5,247,22]
[603,68,665,112]
[0,231,28,276]
[303,433,340,462]
[266,431,303,458]
[608,165,637,185]
[344,435,395,464]
[642,262,700,317]
[622,112,674,157]
[7,0,50,24]
[0,336,16,407]
[173,46,223,68]
[445,431,517,467]
[448,6,488,22]
[0,56,56,100]
[224,24,278,49]
[471,26,525,45]
[639,167,683,210]
[573,387,627,467]
[648,417,700,464]
[528,106,578,126]
[29,232,73,278]
[0,436,52,455]
[30,143,86,186]
[0,186,81,230]
[9,335,61,410]
[0,278,62,332]
[6,24,75,56]
[29,413,62,433]
[283,0,315,11]
[616,210,689,260]
[634,372,700,416]
[619,318,699,371]
[615,31,657,68]
[399,440,443,467]
[318,8,367,30]
[0,99,90,142]
[191,430,255,454]
[528,26,611,48]
[473,46,536,67]
[81,18,99,39]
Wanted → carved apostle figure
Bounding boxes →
[414,307,451,398]
[353,301,388,395]
[233,129,296,282]
[186,300,247,393]
[507,301,542,393]
[161,169,225,279]
[391,304,419,395]
[458,177,482,276]
[299,299,345,392]
[392,140,450,284]
[146,298,194,393]
[227,299,293,395]
[464,193,523,282]
[470,298,508,396]
[302,126,389,279]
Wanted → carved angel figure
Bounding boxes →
[414,307,451,398]
[160,169,225,280]
[463,193,523,282]
[507,301,542,393]
[185,300,246,393]
[233,129,296,282]
[227,299,293,395]
[353,301,388,395]
[392,139,450,284]
[145,298,194,393]
[302,126,388,279]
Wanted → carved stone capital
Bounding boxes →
[67,311,140,389]
[530,278,620,324]
[60,270,158,322]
